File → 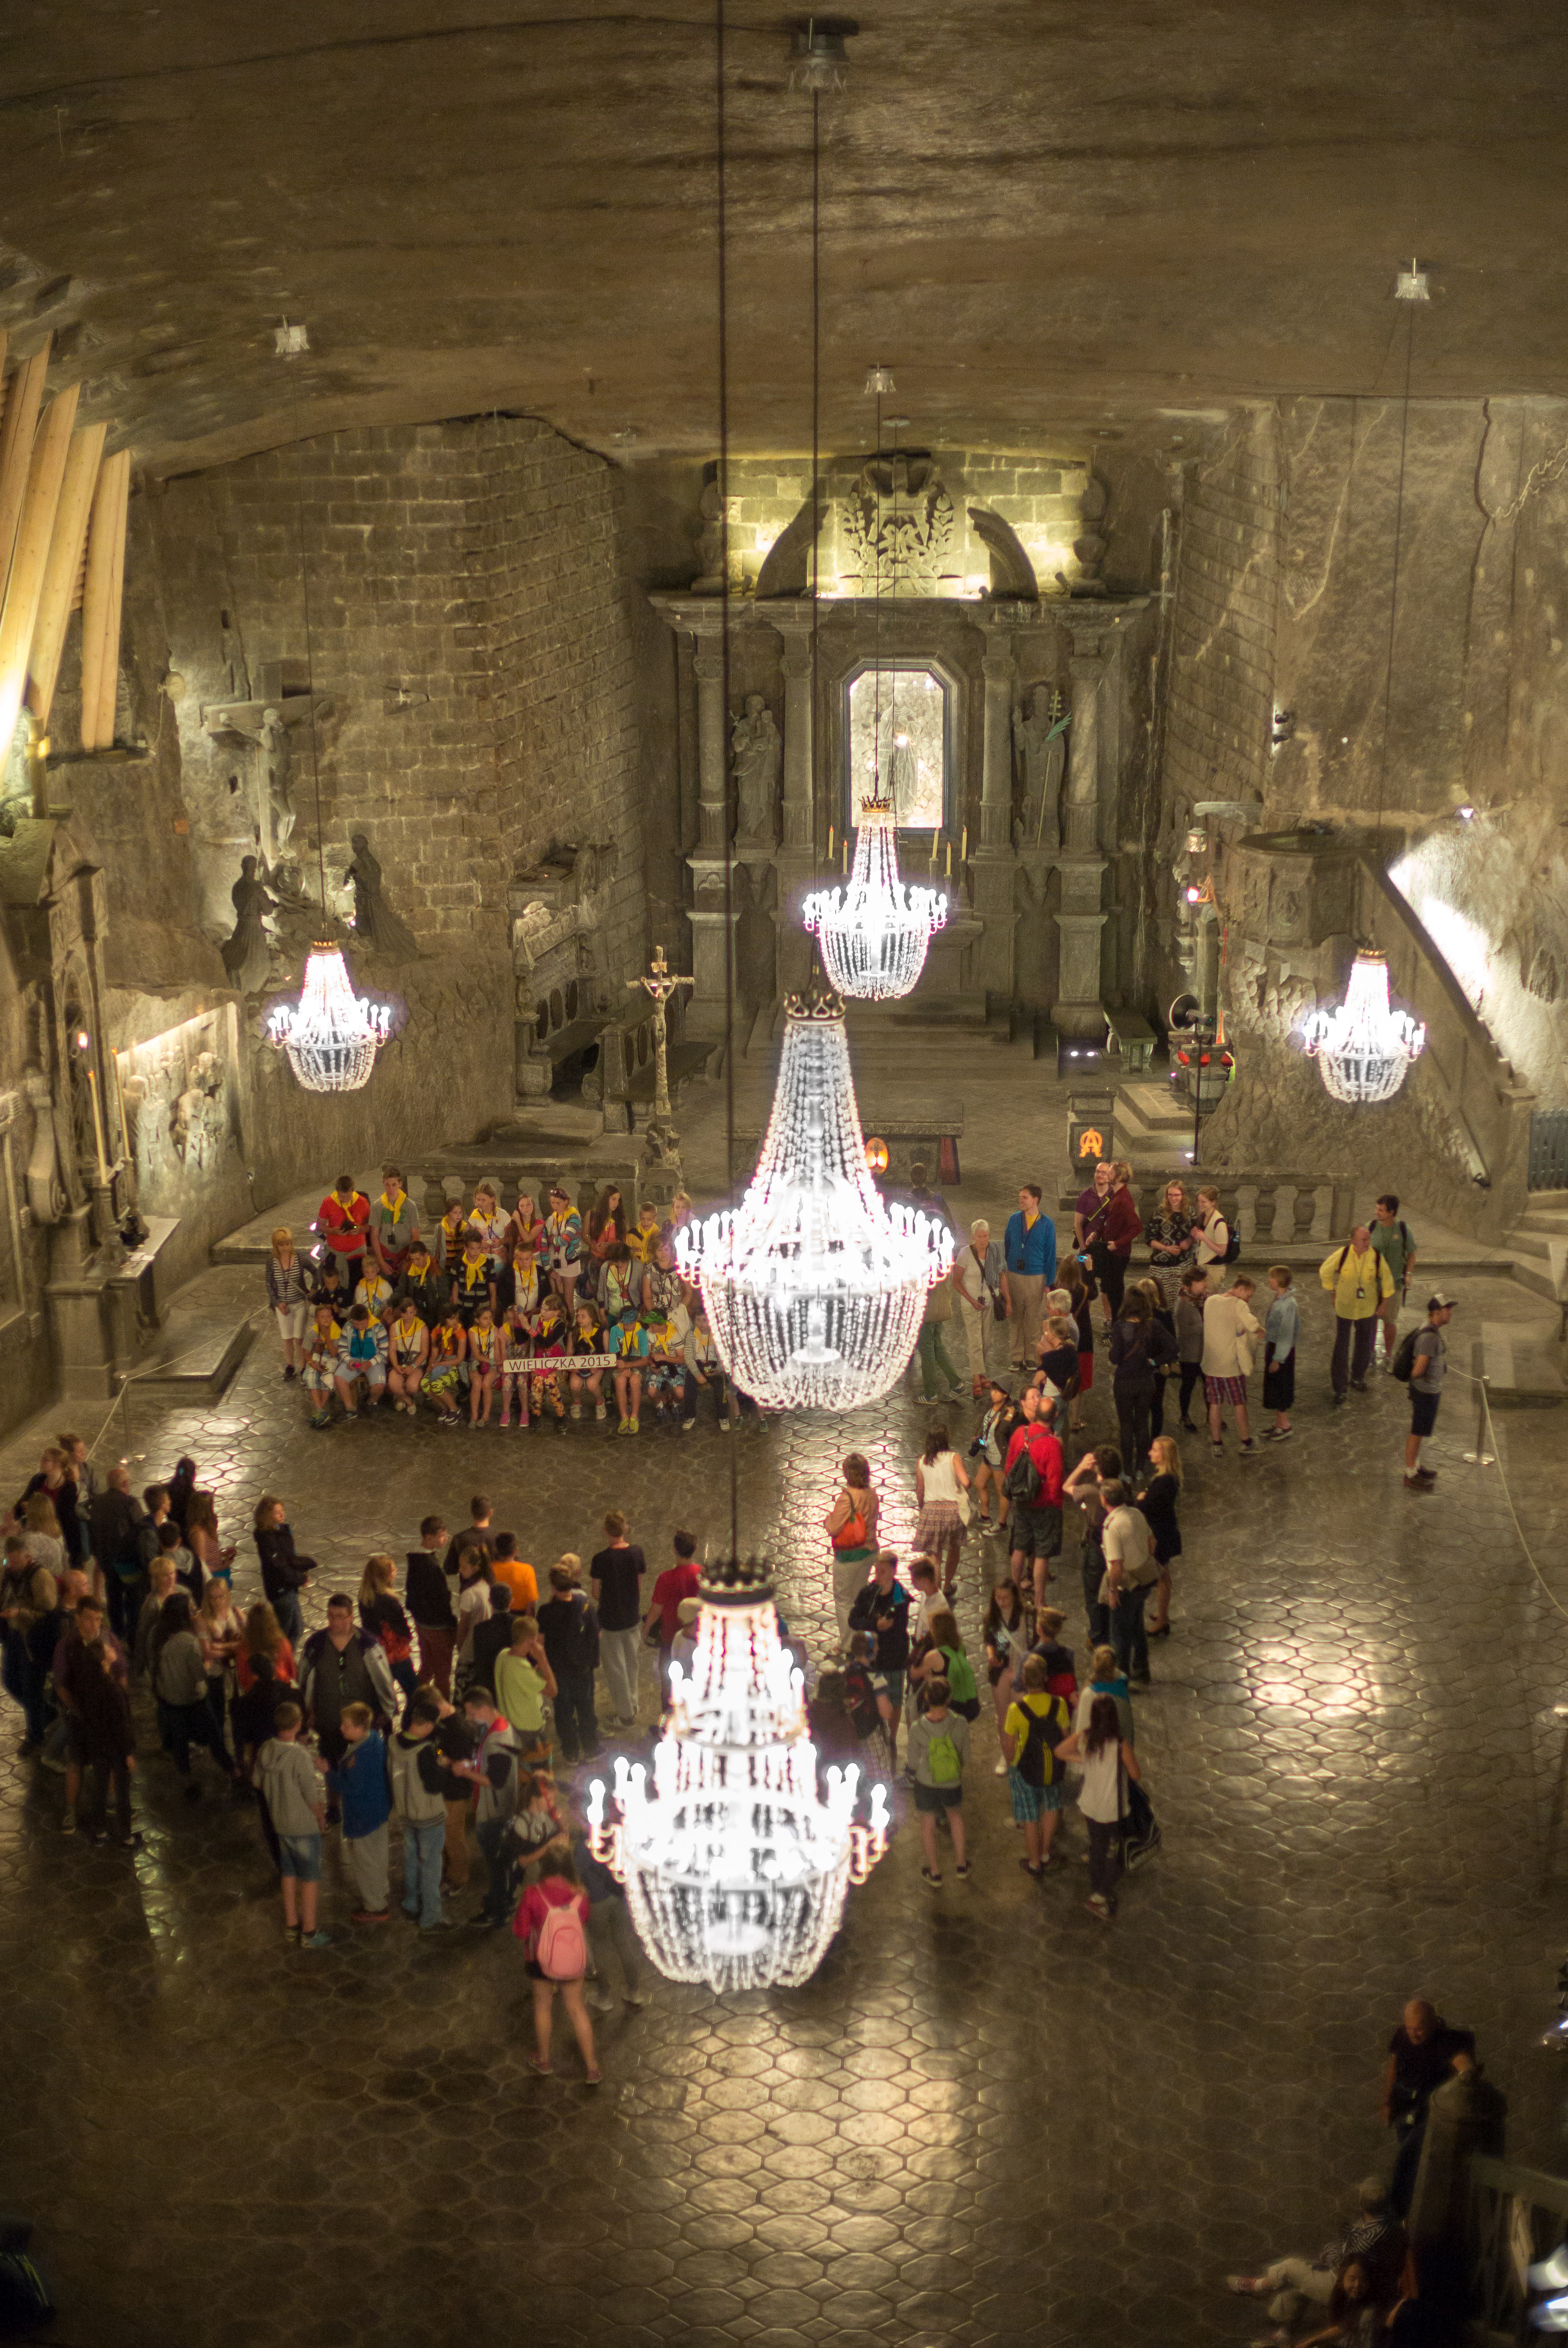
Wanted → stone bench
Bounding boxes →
[1105,1007,1157,1072]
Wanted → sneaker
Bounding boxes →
[570,1403,582,1421]
[1086,1893,1113,1922]
[283,1365,296,1382]
[586,1992,615,2013]
[1268,1426,1294,1443]
[616,1419,635,1438]
[718,1416,730,1430]
[1210,1441,1224,1457]
[1416,1466,1437,1483]
[58,1808,76,1834]
[116,1831,144,1851]
[1332,1392,1346,1407]
[419,1918,454,1933]
[1225,2278,1268,2299]
[628,1416,640,1434]
[299,1929,332,1949]
[1238,1438,1257,1456]
[499,1410,511,1429]
[85,1826,109,1846]
[623,1992,648,2008]
[954,1861,972,1880]
[680,1417,696,1433]
[1403,1473,1430,1492]
[1019,1858,1043,1879]
[311,1411,332,1430]
[283,1923,302,1943]
[351,1909,392,1925]
[920,1867,942,1886]
[1349,1379,1369,1393]
[594,1403,608,1421]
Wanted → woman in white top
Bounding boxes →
[468,1181,510,1271]
[1192,1185,1230,1271]
[913,1421,971,1598]
[950,1220,1007,1398]
[1054,1692,1141,1922]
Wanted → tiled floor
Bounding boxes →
[4,1047,1567,2345]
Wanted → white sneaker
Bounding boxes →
[993,1757,1008,1776]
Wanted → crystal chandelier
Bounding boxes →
[267,942,393,1094]
[800,798,948,1000]
[586,1558,889,1992]
[1300,949,1426,1104]
[675,991,953,1409]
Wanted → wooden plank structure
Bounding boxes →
[0,380,79,771]
[26,420,106,725]
[79,446,129,751]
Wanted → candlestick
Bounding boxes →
[110,1047,131,1162]
[960,826,968,863]
[86,1067,110,1185]
[928,836,937,874]
[827,825,835,864]
[842,837,849,874]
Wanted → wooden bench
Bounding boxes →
[1105,1007,1157,1073]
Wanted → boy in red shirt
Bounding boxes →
[643,1531,701,1706]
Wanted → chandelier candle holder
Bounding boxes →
[800,797,948,1001]
[266,942,393,1094]
[676,990,953,1410]
[586,1558,889,1992]
[1300,949,1426,1105]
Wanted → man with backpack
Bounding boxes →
[1371,1195,1418,1368]
[1004,1653,1072,1877]
[847,1553,912,1770]
[904,1673,970,1887]
[1319,1226,1395,1404]
[1003,1388,1065,1607]
[1398,1294,1455,1491]
[537,1561,600,1765]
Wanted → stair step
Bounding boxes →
[127,1268,258,1403]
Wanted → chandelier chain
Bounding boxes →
[714,0,740,1555]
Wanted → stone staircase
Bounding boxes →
[1504,1190,1568,1307]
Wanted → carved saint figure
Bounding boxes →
[1012,684,1067,853]
[220,854,278,996]
[220,609,249,704]
[731,695,782,842]
[258,707,295,854]
[344,832,418,961]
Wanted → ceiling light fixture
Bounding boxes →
[800,797,948,997]
[675,990,952,1409]
[586,1557,888,1992]
[788,15,856,92]
[1301,265,1430,1108]
[1300,949,1425,1104]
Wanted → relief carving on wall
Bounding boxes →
[120,1014,237,1210]
[839,452,956,596]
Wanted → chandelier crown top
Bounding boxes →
[698,1555,777,1607]
[782,986,847,1025]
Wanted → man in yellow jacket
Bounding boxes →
[1319,1226,1395,1404]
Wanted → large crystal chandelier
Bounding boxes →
[267,942,392,1094]
[1300,949,1426,1104]
[800,797,948,1000]
[675,990,953,1409]
[586,1558,889,1991]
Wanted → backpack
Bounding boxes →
[926,1727,963,1785]
[534,1894,587,1981]
[1003,1441,1041,1506]
[1222,1217,1242,1265]
[1016,1696,1066,1789]
[1389,1327,1420,1384]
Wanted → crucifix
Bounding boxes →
[628,945,694,1173]
[202,662,331,870]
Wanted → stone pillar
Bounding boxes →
[1052,649,1108,1036]
[970,629,1019,1006]
[692,643,730,855]
[773,609,817,1001]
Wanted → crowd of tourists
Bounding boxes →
[264,1169,756,1437]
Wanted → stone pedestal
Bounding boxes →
[1052,859,1108,1036]
[686,880,742,1043]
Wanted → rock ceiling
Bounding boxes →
[0,0,1564,475]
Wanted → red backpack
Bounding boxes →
[533,1893,586,1981]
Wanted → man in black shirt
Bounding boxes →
[538,1562,601,1763]
[443,1495,495,1579]
[464,1584,514,1699]
[405,1514,456,1696]
[590,1510,647,1729]
[847,1551,911,1769]
[1382,1998,1476,2215]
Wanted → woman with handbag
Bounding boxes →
[951,1218,1008,1398]
[914,1424,971,1599]
[982,1579,1029,1773]
[1053,1692,1142,1922]
[824,1454,880,1571]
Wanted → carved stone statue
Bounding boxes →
[693,472,725,593]
[344,833,418,960]
[220,609,249,704]
[1012,684,1067,852]
[258,707,295,853]
[1057,475,1111,598]
[220,854,278,995]
[841,452,955,596]
[731,696,781,841]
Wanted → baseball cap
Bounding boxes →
[1427,1291,1459,1312]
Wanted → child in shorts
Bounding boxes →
[904,1673,970,1886]
[255,1701,329,1947]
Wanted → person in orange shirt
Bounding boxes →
[487,1532,538,1616]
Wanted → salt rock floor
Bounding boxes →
[2,1263,1566,2347]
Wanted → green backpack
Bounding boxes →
[926,1728,963,1785]
[940,1647,981,1718]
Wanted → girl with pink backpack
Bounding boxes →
[513,1846,600,2082]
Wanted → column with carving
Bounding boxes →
[772,605,816,1001]
[685,632,740,1039]
[970,622,1018,1005]
[1052,646,1108,1036]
